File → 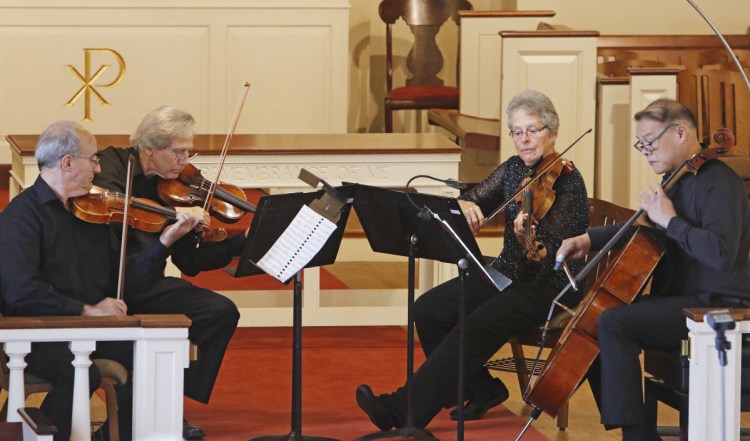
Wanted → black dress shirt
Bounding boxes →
[0,176,167,316]
[93,146,244,276]
[588,158,750,299]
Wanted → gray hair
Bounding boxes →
[634,98,697,130]
[506,90,560,133]
[36,121,86,169]
[130,106,195,152]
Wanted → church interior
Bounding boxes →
[0,0,749,439]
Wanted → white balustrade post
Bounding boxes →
[4,341,31,423]
[132,329,189,440]
[69,340,95,441]
[687,317,742,441]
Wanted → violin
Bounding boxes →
[520,128,734,424]
[515,153,574,262]
[72,187,227,241]
[157,163,256,224]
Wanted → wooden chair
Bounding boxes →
[677,68,750,156]
[379,0,472,133]
[0,352,128,441]
[486,197,635,430]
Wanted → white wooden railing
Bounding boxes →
[0,315,191,441]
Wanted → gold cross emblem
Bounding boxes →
[66,48,126,121]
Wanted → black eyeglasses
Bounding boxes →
[70,154,101,166]
[633,124,677,153]
[509,125,548,139]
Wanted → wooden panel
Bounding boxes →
[627,73,677,209]
[500,34,598,196]
[0,0,349,167]
[459,12,555,118]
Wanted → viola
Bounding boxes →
[72,187,227,241]
[521,128,734,423]
[157,163,256,224]
[515,153,574,262]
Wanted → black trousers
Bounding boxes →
[397,272,569,427]
[25,341,133,441]
[594,294,711,428]
[127,276,240,403]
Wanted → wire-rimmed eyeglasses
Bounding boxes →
[509,125,548,139]
[166,148,196,161]
[70,154,101,166]
[633,124,677,153]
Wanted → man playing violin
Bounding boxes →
[93,106,243,440]
[0,121,201,440]
[557,98,750,441]
[356,90,590,429]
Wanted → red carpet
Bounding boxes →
[184,327,549,440]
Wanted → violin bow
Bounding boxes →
[197,82,251,245]
[686,0,750,93]
[482,128,592,224]
[116,154,136,300]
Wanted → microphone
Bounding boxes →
[444,178,468,190]
[706,309,736,367]
[417,206,434,221]
[404,175,468,222]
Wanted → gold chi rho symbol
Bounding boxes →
[66,48,126,121]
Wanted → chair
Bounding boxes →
[379,0,472,133]
[677,68,750,156]
[0,353,128,441]
[486,197,636,430]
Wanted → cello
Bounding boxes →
[517,128,734,435]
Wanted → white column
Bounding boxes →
[4,341,30,423]
[69,340,95,441]
[687,317,742,441]
[132,330,189,441]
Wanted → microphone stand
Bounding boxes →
[705,310,737,441]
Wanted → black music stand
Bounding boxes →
[351,184,510,441]
[230,185,356,441]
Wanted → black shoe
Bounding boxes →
[450,380,510,421]
[356,384,395,431]
[183,418,205,440]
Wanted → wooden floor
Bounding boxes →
[327,261,750,441]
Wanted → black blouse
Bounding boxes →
[460,155,590,291]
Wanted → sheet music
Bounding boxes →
[256,205,337,282]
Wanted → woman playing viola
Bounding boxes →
[355,90,590,430]
[93,106,241,440]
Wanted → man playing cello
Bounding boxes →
[557,98,750,440]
